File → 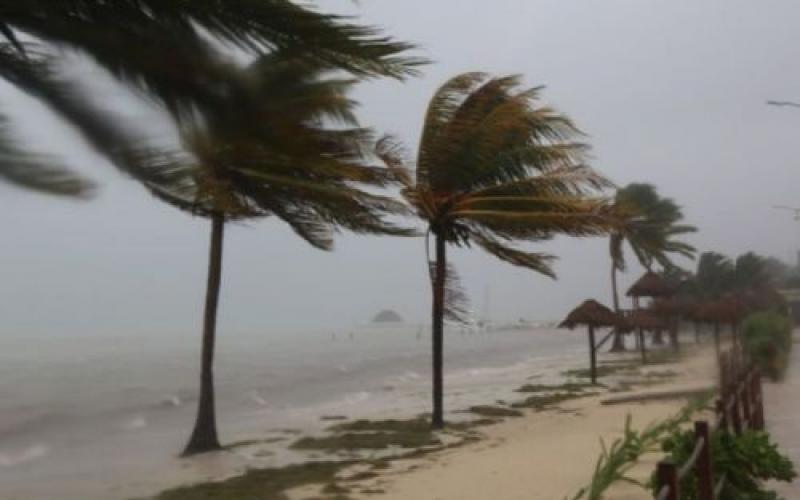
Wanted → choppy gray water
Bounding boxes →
[0,323,587,498]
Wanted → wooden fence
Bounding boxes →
[653,349,766,500]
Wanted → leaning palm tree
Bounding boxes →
[0,1,422,194]
[1,3,421,455]
[607,184,696,351]
[154,52,413,455]
[376,73,613,428]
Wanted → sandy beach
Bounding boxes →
[299,347,718,500]
[0,336,719,500]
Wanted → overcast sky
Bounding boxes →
[2,0,800,338]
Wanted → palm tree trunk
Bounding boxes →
[638,329,647,364]
[669,321,680,353]
[588,325,597,385]
[183,213,225,456]
[609,261,626,352]
[431,232,446,429]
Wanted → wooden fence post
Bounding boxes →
[695,421,714,500]
[741,372,752,430]
[753,368,766,431]
[716,399,728,433]
[718,352,730,396]
[731,386,743,435]
[657,462,679,500]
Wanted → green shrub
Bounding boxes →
[741,312,793,381]
[656,428,795,500]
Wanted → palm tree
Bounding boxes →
[376,73,613,428]
[1,3,422,455]
[733,252,771,290]
[0,1,423,194]
[691,252,736,299]
[156,53,413,455]
[607,184,696,351]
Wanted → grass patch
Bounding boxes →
[291,431,439,451]
[467,405,523,418]
[152,416,492,500]
[643,369,679,379]
[321,415,348,422]
[447,418,501,430]
[224,436,287,450]
[562,363,638,379]
[322,482,351,495]
[328,418,429,433]
[515,382,598,393]
[510,391,595,411]
[153,461,353,500]
[345,471,379,482]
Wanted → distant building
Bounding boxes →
[371,309,404,323]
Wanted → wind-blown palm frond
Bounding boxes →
[472,232,559,277]
[160,50,415,243]
[378,72,613,427]
[0,1,423,196]
[378,72,613,269]
[0,112,93,197]
[0,47,193,191]
[610,183,697,272]
[8,0,425,75]
[426,260,471,322]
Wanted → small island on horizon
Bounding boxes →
[371,309,404,323]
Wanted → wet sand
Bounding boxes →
[289,345,718,500]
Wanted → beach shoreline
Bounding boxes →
[334,348,717,500]
[158,340,716,500]
[0,333,718,500]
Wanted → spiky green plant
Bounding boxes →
[376,73,614,427]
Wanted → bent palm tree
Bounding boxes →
[0,1,422,194]
[1,3,421,454]
[377,73,613,428]
[156,53,413,455]
[688,252,736,299]
[607,184,696,351]
[733,252,771,290]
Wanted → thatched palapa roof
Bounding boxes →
[623,309,668,331]
[560,299,620,329]
[626,272,675,298]
[650,297,692,318]
[694,298,744,325]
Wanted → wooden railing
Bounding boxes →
[653,349,765,500]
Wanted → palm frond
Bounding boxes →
[472,233,558,277]
[427,261,471,323]
[376,72,616,279]
[0,112,93,197]
[2,0,425,86]
[0,47,190,190]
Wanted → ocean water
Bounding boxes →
[0,324,588,499]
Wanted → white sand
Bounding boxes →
[329,348,718,500]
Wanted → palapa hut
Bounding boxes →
[694,298,745,356]
[560,299,620,384]
[650,297,692,351]
[623,309,668,363]
[627,271,676,346]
